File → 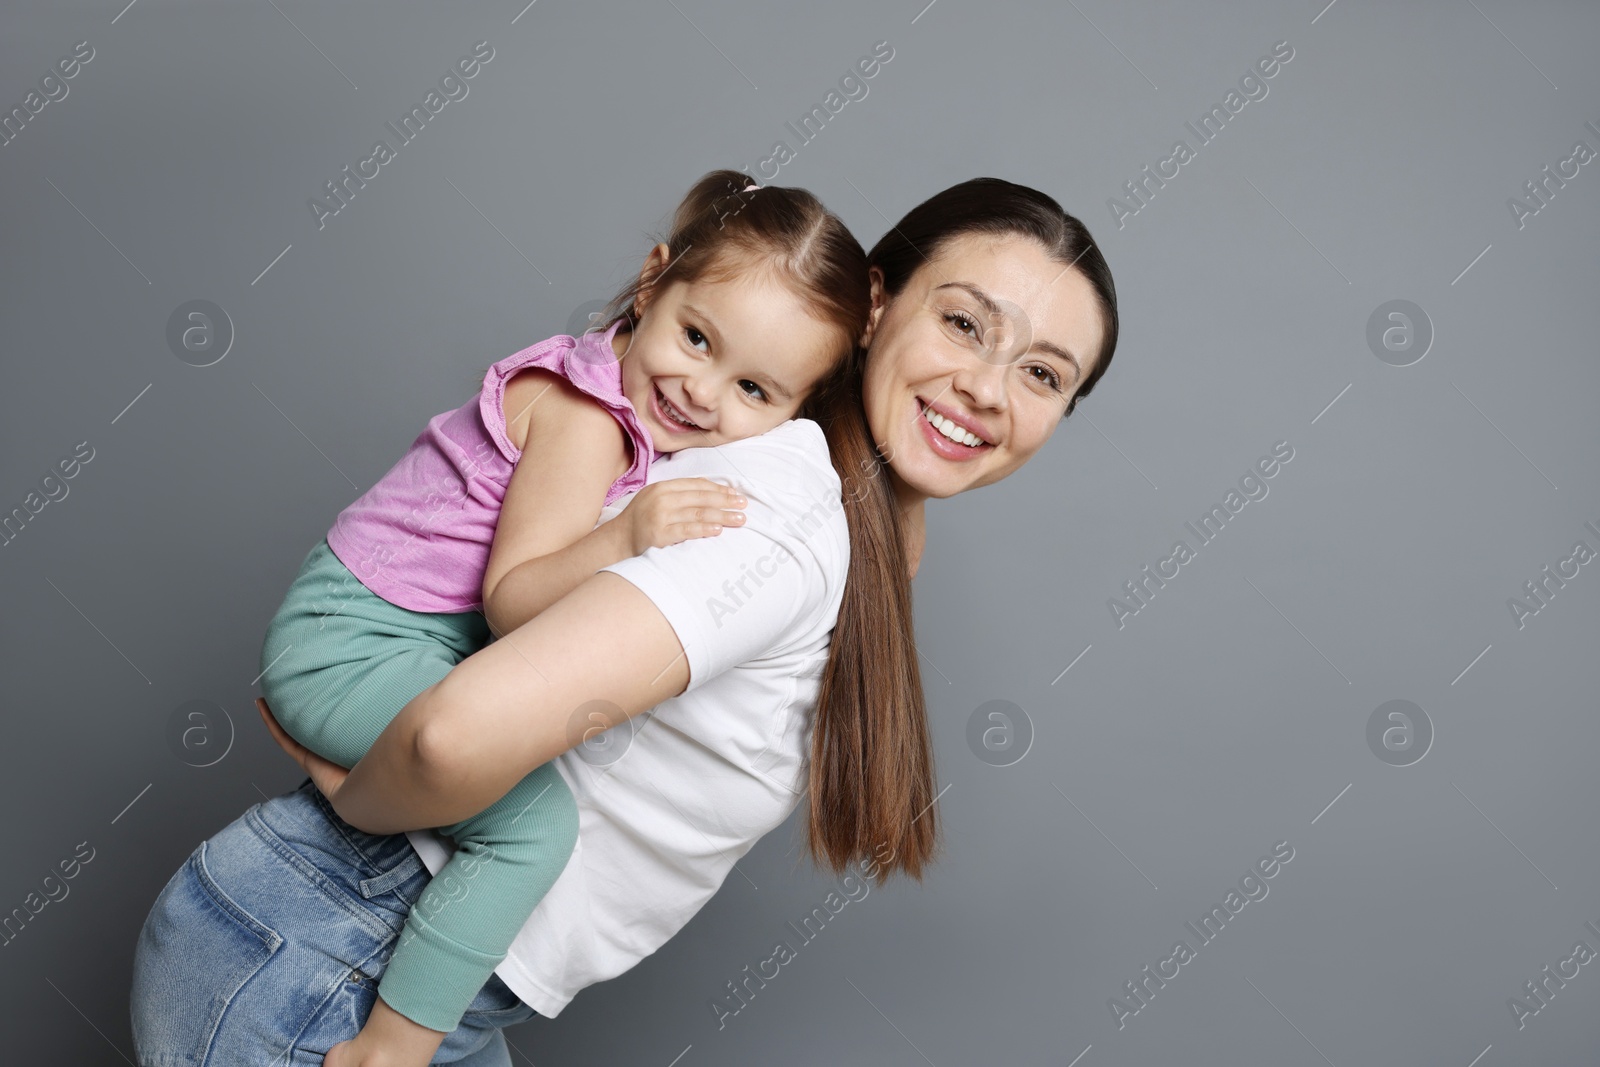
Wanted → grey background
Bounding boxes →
[2,0,1597,1063]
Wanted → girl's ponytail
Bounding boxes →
[593,169,868,351]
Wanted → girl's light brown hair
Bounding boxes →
[593,169,869,360]
[598,170,937,886]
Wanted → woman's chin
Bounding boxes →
[896,451,980,500]
[890,429,995,499]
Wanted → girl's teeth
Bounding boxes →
[923,405,982,447]
[660,390,696,427]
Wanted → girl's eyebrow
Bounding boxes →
[754,373,792,401]
[680,304,722,348]
[932,281,1084,382]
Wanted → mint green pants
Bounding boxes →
[258,537,578,1033]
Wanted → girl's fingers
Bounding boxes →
[671,523,726,541]
[672,492,748,515]
[681,507,744,526]
[661,480,746,506]
[681,524,726,543]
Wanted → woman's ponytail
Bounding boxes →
[801,358,939,885]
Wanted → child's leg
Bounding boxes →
[258,539,477,770]
[258,539,578,1032]
[374,760,578,1032]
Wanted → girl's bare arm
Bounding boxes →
[482,368,747,637]
[479,368,634,637]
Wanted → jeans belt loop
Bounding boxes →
[358,850,425,898]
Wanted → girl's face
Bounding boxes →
[860,232,1107,500]
[616,248,842,453]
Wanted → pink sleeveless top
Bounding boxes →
[325,320,656,614]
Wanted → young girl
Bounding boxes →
[255,170,871,1065]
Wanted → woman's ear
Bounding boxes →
[859,266,887,348]
[633,243,672,317]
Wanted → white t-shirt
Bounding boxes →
[405,417,849,1018]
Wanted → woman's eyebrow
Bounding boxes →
[932,281,1001,319]
[1033,340,1082,381]
[932,281,1083,380]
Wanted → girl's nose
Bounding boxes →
[681,375,716,412]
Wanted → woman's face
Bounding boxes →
[860,232,1106,501]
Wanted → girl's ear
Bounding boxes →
[859,265,887,348]
[633,243,672,317]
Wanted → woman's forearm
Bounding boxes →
[329,690,450,834]
[482,519,631,638]
[333,572,690,835]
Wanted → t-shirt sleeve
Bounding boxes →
[599,465,841,692]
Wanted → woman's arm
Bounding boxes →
[333,428,843,836]
[332,570,690,833]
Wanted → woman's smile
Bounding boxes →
[915,396,995,459]
[862,232,1108,502]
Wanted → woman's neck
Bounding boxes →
[891,475,928,579]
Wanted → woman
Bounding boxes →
[128,177,1118,1066]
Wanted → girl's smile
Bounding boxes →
[649,381,706,435]
[617,262,843,454]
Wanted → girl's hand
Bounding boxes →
[622,478,746,555]
[256,697,351,803]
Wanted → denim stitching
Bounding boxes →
[244,806,395,944]
[357,850,425,899]
[189,844,284,1066]
[302,782,407,874]
[192,842,285,951]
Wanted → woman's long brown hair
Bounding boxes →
[802,177,1121,885]
[800,350,937,886]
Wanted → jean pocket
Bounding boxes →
[130,842,284,1065]
[460,973,532,1020]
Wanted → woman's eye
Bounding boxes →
[685,326,709,352]
[1026,364,1062,390]
[943,311,978,338]
[738,379,768,401]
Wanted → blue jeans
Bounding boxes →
[129,779,538,1066]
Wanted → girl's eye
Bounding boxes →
[738,379,768,402]
[685,326,709,352]
[1025,364,1062,390]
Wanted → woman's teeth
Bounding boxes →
[922,404,984,447]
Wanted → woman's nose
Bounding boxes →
[951,357,1009,412]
